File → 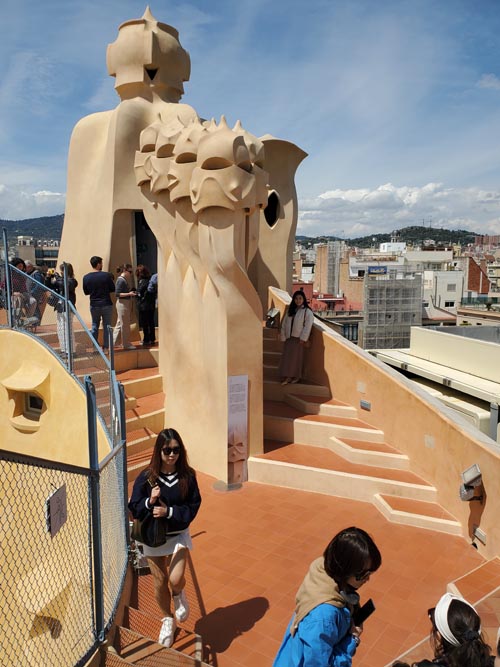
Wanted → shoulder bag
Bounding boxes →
[131,478,168,548]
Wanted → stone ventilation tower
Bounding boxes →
[59,7,306,485]
[106,6,191,102]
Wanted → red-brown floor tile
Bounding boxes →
[129,471,487,667]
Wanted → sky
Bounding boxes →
[1,0,500,237]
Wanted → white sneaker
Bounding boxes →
[173,590,190,622]
[158,616,176,647]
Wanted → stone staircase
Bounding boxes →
[103,618,209,666]
[248,328,462,536]
[105,349,215,667]
[116,359,165,482]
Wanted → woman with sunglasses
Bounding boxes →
[393,592,494,667]
[273,526,381,667]
[129,428,202,648]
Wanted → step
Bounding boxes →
[119,372,163,399]
[329,436,409,470]
[263,350,281,365]
[125,393,165,433]
[127,447,154,469]
[448,557,500,602]
[262,337,283,353]
[264,400,384,445]
[125,396,137,410]
[248,441,436,503]
[127,428,157,456]
[114,347,159,373]
[263,363,280,380]
[285,393,358,418]
[125,607,203,660]
[104,650,135,666]
[264,379,331,402]
[115,622,205,665]
[373,493,462,535]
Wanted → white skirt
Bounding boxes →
[140,528,193,558]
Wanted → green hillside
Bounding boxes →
[297,225,477,248]
[0,215,64,243]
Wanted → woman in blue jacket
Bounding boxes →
[273,526,381,667]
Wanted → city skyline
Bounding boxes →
[1,0,500,236]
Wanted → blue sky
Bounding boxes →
[2,0,500,237]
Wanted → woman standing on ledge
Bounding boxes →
[279,290,314,385]
[274,526,382,667]
[129,428,202,648]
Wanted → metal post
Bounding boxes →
[2,228,13,328]
[490,402,499,442]
[85,375,105,642]
[63,263,73,374]
[118,381,130,545]
[108,325,115,371]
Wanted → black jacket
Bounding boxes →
[128,469,201,535]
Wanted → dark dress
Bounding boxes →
[137,277,156,344]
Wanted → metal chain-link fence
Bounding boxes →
[99,447,128,627]
[0,443,129,667]
[0,456,93,667]
[1,233,130,666]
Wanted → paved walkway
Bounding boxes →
[133,471,484,667]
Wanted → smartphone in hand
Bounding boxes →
[352,599,375,626]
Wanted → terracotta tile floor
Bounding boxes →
[129,471,484,667]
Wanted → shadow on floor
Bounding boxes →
[195,596,269,654]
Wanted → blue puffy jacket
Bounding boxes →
[273,602,358,667]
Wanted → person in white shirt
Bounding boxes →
[278,290,314,385]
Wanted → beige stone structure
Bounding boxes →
[58,8,306,483]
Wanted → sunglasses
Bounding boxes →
[162,446,180,456]
[354,569,373,581]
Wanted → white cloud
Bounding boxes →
[477,74,500,90]
[298,183,500,237]
[0,185,65,220]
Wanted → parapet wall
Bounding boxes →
[409,326,500,382]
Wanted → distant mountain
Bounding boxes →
[0,217,478,250]
[0,215,64,243]
[297,225,477,248]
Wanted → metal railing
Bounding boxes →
[0,229,130,666]
[0,229,122,440]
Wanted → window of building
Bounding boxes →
[447,284,456,292]
[24,393,44,420]
[444,301,455,307]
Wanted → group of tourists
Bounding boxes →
[82,255,157,351]
[7,254,158,353]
